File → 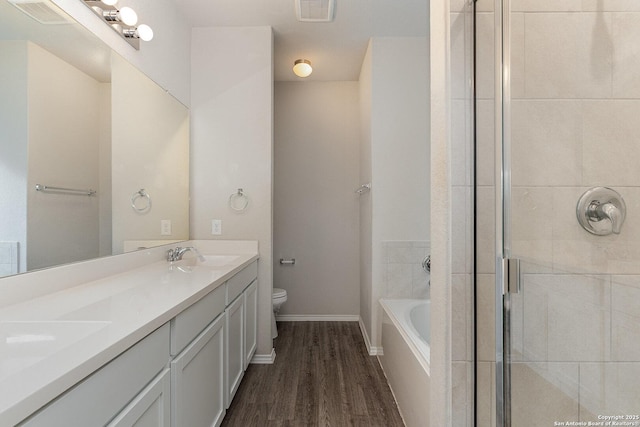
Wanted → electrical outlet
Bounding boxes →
[211,219,222,235]
[161,219,172,236]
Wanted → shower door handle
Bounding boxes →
[502,258,520,295]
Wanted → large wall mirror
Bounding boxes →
[0,0,189,277]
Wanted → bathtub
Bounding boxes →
[379,299,430,427]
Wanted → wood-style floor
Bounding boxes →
[221,321,405,427]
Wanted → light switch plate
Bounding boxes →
[211,219,222,235]
[161,219,172,236]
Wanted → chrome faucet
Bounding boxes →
[167,246,206,262]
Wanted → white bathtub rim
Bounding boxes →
[380,298,431,376]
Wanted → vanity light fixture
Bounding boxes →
[83,0,153,50]
[293,59,313,78]
[102,6,137,26]
[123,24,154,42]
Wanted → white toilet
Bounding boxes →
[272,288,288,338]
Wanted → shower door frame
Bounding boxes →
[493,0,511,424]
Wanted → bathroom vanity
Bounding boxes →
[0,241,259,427]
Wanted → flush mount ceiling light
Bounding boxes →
[83,0,154,49]
[293,59,313,78]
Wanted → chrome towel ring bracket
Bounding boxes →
[131,189,152,213]
[229,188,249,212]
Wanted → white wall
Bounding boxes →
[26,43,103,270]
[359,42,374,346]
[51,0,191,106]
[111,54,190,254]
[0,41,28,275]
[190,26,274,358]
[359,37,430,350]
[274,81,360,317]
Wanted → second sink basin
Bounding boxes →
[0,320,111,379]
[177,254,241,268]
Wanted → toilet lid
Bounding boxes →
[273,287,287,298]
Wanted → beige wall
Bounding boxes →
[111,54,190,254]
[190,26,274,358]
[359,42,374,348]
[26,42,103,270]
[0,41,28,275]
[274,81,360,317]
[359,37,430,351]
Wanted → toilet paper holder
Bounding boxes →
[279,258,296,265]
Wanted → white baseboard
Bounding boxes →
[358,316,383,356]
[250,348,276,364]
[276,314,360,322]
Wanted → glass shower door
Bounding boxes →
[497,0,640,425]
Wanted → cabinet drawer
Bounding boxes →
[21,324,170,427]
[171,284,226,356]
[226,261,257,305]
[107,368,170,427]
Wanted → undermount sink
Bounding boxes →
[0,320,111,378]
[177,254,241,268]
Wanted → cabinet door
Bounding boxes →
[225,295,244,408]
[171,314,225,427]
[243,280,257,369]
[107,368,171,427]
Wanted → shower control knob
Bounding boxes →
[576,187,626,236]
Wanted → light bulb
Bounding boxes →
[293,59,312,78]
[136,24,153,41]
[118,6,137,26]
[100,0,117,6]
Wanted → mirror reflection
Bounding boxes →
[0,0,189,277]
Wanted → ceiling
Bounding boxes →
[174,0,428,82]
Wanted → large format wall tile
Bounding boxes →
[511,100,583,187]
[511,362,580,427]
[612,13,640,97]
[476,13,495,100]
[476,186,495,274]
[524,13,612,99]
[512,0,582,12]
[579,362,640,417]
[583,100,640,186]
[583,0,640,11]
[477,273,496,362]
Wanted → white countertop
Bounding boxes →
[0,247,258,426]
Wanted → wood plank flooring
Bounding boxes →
[221,322,405,427]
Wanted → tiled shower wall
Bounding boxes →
[381,241,430,299]
[451,0,475,425]
[475,0,640,425]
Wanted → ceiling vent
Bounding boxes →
[295,0,335,22]
[8,0,71,25]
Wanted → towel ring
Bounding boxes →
[131,189,152,213]
[229,188,249,212]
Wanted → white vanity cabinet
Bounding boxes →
[225,294,244,408]
[171,314,226,427]
[13,259,260,427]
[243,280,258,369]
[224,262,258,408]
[20,324,170,427]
